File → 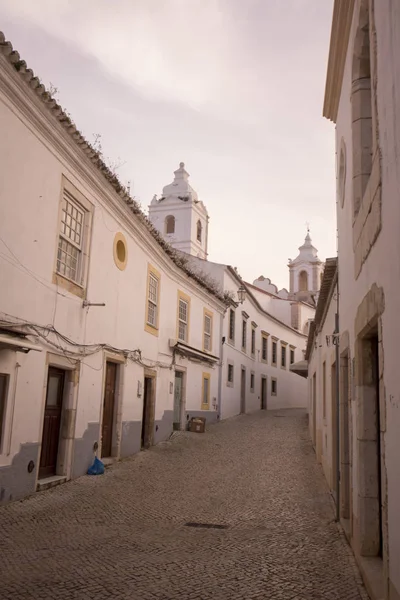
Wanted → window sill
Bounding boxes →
[145,322,159,337]
[272,362,277,368]
[227,381,234,388]
[53,272,85,299]
[201,403,210,411]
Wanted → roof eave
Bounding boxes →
[323,0,355,123]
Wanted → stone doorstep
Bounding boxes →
[101,457,115,467]
[357,555,384,600]
[36,475,67,492]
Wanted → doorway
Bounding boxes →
[101,362,117,458]
[240,367,246,414]
[173,371,184,430]
[312,372,317,446]
[357,330,383,557]
[261,377,267,410]
[340,352,351,521]
[331,361,338,497]
[141,376,155,449]
[39,367,65,479]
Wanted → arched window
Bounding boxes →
[197,220,202,242]
[352,0,372,219]
[299,270,308,292]
[165,215,175,234]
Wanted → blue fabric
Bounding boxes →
[87,456,105,475]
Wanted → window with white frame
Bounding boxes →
[57,190,85,283]
[203,312,212,352]
[147,272,159,328]
[178,298,189,342]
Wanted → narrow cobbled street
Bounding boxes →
[1,410,368,600]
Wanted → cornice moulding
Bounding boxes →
[323,0,355,123]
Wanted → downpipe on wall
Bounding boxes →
[217,311,225,420]
[335,309,340,522]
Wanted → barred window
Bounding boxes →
[57,191,85,283]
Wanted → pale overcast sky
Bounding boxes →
[0,0,336,291]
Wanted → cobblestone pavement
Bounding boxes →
[1,409,369,600]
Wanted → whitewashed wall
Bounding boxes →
[220,270,308,418]
[307,288,337,490]
[328,1,400,595]
[0,53,224,503]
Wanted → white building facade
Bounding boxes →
[149,173,317,418]
[308,2,400,598]
[0,35,226,504]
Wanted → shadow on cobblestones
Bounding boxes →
[0,409,369,600]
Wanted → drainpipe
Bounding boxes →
[217,311,225,420]
[335,308,340,522]
[335,171,340,522]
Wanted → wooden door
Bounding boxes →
[141,377,153,449]
[173,372,183,429]
[261,377,267,410]
[101,362,117,458]
[39,367,65,479]
[240,368,246,414]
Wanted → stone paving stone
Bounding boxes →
[0,409,369,600]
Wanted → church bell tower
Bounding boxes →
[148,162,209,260]
[288,229,324,304]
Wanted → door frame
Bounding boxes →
[261,376,267,410]
[173,367,186,431]
[99,351,125,460]
[39,367,65,479]
[240,366,246,414]
[142,368,156,449]
[38,353,80,484]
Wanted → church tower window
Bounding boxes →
[299,270,308,292]
[165,215,175,234]
[197,220,202,243]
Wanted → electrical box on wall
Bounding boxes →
[137,381,142,397]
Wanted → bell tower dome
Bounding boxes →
[148,162,209,260]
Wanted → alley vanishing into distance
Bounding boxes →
[1,410,368,600]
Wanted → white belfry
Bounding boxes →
[149,162,209,260]
[288,229,324,304]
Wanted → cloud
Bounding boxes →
[2,0,248,115]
